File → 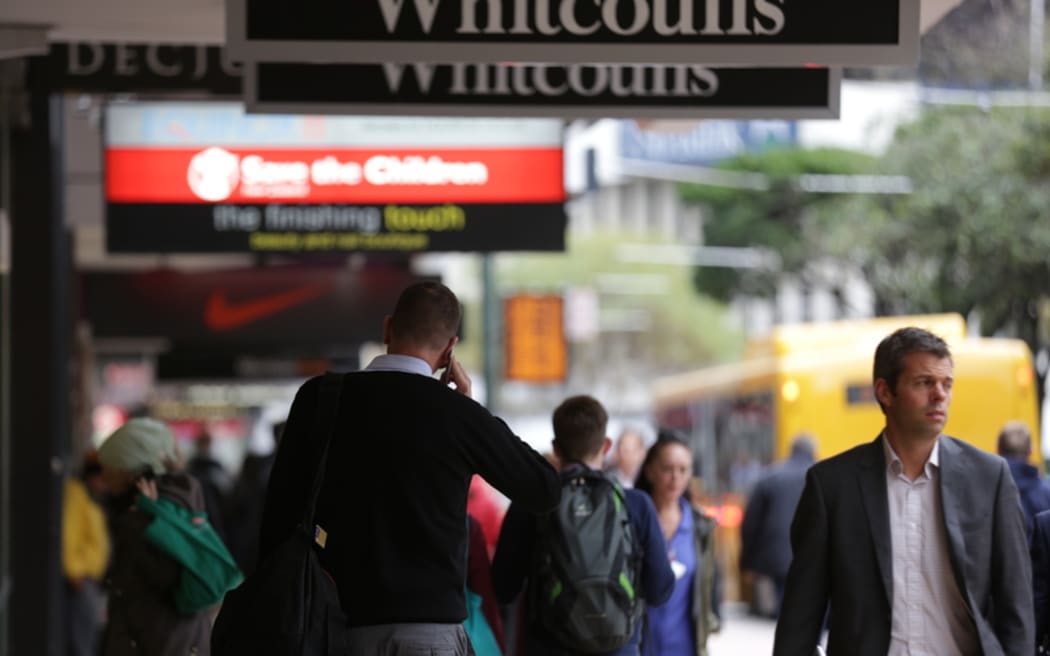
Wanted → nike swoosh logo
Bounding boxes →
[203,283,331,332]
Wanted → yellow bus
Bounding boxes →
[653,313,1040,485]
[651,313,1041,602]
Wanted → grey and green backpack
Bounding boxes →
[531,468,644,653]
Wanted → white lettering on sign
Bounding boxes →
[187,148,489,201]
[65,43,239,80]
[364,156,489,185]
[377,0,443,32]
[240,155,310,186]
[381,63,440,94]
[382,62,719,98]
[311,156,364,185]
[372,0,786,37]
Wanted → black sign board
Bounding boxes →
[107,202,567,254]
[227,0,917,66]
[82,265,431,349]
[247,62,840,119]
[44,43,242,94]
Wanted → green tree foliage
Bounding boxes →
[496,231,745,371]
[919,0,1033,87]
[823,106,1050,346]
[679,107,1050,351]
[678,148,878,302]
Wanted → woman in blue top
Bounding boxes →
[635,431,721,656]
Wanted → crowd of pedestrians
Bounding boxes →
[66,283,1050,656]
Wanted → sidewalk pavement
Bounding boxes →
[708,602,777,655]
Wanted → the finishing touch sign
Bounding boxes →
[104,102,567,254]
[246,62,840,119]
[227,0,917,66]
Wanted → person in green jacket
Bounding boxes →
[97,418,213,656]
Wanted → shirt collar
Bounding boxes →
[881,433,940,478]
[365,353,433,377]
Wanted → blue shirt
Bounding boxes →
[492,465,675,656]
[643,496,697,656]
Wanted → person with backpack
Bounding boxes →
[634,430,721,656]
[492,395,674,655]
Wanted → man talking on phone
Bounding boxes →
[259,281,560,655]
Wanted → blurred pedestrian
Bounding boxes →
[740,433,816,618]
[635,430,720,656]
[467,513,505,654]
[997,419,1050,543]
[225,420,283,575]
[773,327,1033,655]
[492,395,674,656]
[186,432,231,544]
[63,452,111,656]
[1031,508,1050,651]
[97,417,213,656]
[259,281,559,655]
[468,475,506,559]
[605,428,646,489]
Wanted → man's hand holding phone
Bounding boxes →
[441,353,472,398]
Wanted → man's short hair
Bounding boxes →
[616,429,644,452]
[872,326,952,411]
[790,433,817,460]
[997,420,1033,458]
[389,282,462,350]
[552,395,608,463]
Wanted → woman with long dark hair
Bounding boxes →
[635,431,720,656]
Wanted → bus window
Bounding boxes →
[846,384,876,405]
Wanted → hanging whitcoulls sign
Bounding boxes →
[245,62,841,120]
[227,0,918,66]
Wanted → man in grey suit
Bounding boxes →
[773,327,1033,656]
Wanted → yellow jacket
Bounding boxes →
[62,477,110,581]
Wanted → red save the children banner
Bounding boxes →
[106,146,565,205]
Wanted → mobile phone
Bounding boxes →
[440,352,454,385]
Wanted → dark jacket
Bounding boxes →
[689,507,720,656]
[491,465,675,656]
[102,473,212,656]
[259,372,560,626]
[1032,509,1050,649]
[772,435,1033,656]
[740,453,813,581]
[1004,456,1050,543]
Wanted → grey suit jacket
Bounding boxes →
[772,435,1034,656]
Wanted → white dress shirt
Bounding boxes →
[883,436,978,656]
[365,353,433,377]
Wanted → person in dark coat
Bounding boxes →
[1032,509,1050,651]
[997,419,1050,544]
[739,434,816,617]
[186,432,232,544]
[97,418,213,656]
[225,420,282,576]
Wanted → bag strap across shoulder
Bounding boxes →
[302,372,344,530]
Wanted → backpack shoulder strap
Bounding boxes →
[302,372,344,530]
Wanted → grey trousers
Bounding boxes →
[347,623,475,656]
[66,579,105,656]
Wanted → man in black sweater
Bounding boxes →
[259,281,560,655]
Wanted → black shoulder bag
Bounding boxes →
[212,372,347,655]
